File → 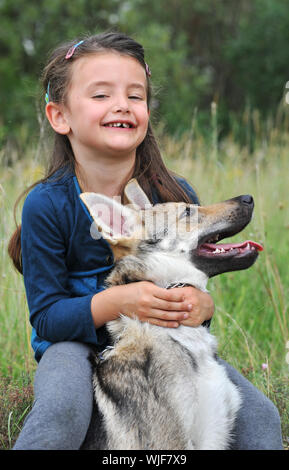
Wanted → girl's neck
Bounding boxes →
[75,154,136,197]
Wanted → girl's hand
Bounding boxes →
[118,281,193,328]
[178,286,215,327]
[91,282,214,329]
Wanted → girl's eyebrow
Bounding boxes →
[86,81,146,92]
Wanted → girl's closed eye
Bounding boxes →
[92,94,109,99]
[92,94,144,101]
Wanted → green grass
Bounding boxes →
[0,113,288,449]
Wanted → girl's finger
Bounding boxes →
[150,297,192,312]
[146,308,189,322]
[152,286,186,302]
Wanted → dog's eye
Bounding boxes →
[180,206,195,219]
[185,207,192,216]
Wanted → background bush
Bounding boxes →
[1,0,289,147]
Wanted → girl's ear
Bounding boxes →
[80,192,137,243]
[45,102,70,135]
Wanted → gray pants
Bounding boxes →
[13,341,283,450]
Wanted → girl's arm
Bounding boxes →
[21,188,99,346]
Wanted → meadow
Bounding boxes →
[0,111,288,449]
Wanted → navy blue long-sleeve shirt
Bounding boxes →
[21,166,199,361]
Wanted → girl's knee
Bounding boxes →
[264,397,282,429]
[36,341,92,379]
[235,393,283,450]
[43,341,92,359]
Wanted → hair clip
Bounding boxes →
[45,82,50,104]
[145,62,151,77]
[65,40,84,59]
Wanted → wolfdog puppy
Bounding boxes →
[80,179,263,450]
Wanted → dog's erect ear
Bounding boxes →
[80,193,137,243]
[124,178,152,209]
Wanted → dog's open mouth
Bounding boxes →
[192,210,263,277]
[198,237,263,258]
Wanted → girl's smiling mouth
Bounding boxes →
[102,120,136,129]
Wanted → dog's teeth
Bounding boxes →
[213,247,226,254]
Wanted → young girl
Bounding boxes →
[9,32,282,450]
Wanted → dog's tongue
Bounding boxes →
[201,240,264,251]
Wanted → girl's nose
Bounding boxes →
[112,96,130,113]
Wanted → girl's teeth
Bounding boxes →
[107,123,130,128]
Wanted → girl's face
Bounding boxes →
[62,52,150,161]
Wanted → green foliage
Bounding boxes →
[0,0,289,144]
[224,0,289,111]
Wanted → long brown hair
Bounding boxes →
[8,31,194,274]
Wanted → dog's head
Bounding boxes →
[80,179,263,280]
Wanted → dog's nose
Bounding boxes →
[240,195,254,206]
